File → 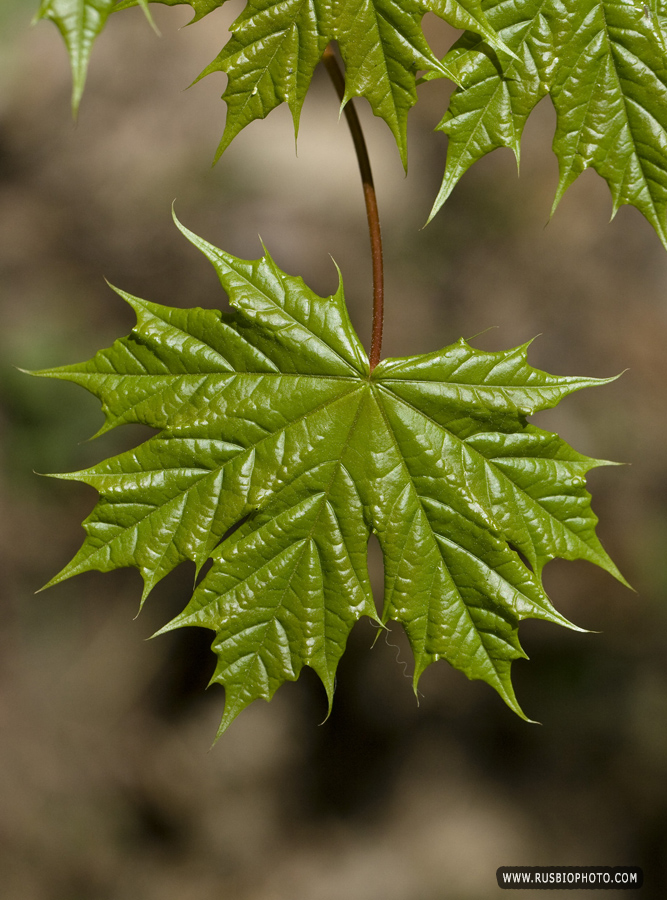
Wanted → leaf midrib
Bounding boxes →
[370,383,514,686]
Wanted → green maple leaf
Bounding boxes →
[428,0,667,245]
[31,217,626,734]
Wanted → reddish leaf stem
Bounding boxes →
[322,44,384,372]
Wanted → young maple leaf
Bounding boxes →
[32,217,627,734]
[428,0,667,245]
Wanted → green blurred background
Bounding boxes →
[1,3,666,897]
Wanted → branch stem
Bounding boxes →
[322,44,384,372]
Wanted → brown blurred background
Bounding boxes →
[1,2,667,897]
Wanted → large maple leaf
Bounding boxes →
[428,0,667,245]
[32,217,626,733]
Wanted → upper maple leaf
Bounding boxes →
[37,0,667,244]
[32,216,626,733]
[428,0,667,246]
[39,0,512,165]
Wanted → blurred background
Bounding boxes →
[1,2,666,897]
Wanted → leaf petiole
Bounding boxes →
[322,44,384,372]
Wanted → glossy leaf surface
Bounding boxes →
[33,220,625,732]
